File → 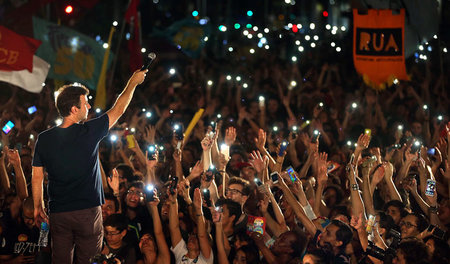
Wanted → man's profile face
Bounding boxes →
[318,224,340,250]
[77,95,91,121]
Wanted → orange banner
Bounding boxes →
[353,9,409,90]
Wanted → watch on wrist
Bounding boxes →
[429,206,438,214]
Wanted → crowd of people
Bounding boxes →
[0,44,449,264]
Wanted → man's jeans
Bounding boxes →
[49,206,103,264]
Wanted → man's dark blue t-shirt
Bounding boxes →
[32,114,109,213]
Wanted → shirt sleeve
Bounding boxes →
[199,249,214,264]
[32,136,43,167]
[84,113,109,142]
[170,239,188,264]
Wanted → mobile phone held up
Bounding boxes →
[126,134,136,149]
[173,124,184,141]
[202,188,212,207]
[270,172,279,184]
[2,121,14,134]
[286,166,297,183]
[169,176,178,195]
[28,106,37,114]
[311,130,320,143]
[278,140,289,156]
[425,179,436,197]
[145,184,155,201]
[148,145,158,160]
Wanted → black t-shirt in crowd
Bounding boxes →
[32,114,109,213]
[0,210,40,257]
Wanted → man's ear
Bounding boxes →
[120,229,127,237]
[334,240,343,248]
[70,105,79,115]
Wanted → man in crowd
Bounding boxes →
[31,69,148,263]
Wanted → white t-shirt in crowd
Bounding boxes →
[170,239,214,264]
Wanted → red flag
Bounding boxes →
[125,0,143,72]
[0,26,41,72]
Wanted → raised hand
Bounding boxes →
[224,126,237,146]
[317,152,328,185]
[5,147,21,167]
[249,150,266,174]
[179,179,191,203]
[172,149,182,163]
[350,212,364,231]
[356,133,370,150]
[190,160,204,178]
[439,160,450,180]
[217,153,229,171]
[146,189,160,207]
[258,196,269,214]
[405,178,418,194]
[193,188,203,209]
[436,137,448,161]
[254,129,267,150]
[143,125,156,144]
[201,136,213,151]
[146,151,158,169]
[404,146,418,163]
[108,168,120,194]
[288,132,297,145]
[371,164,385,187]
[431,147,443,170]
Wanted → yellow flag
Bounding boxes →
[94,25,115,109]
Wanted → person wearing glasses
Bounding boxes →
[399,213,429,239]
[123,181,151,247]
[102,213,137,264]
[225,177,251,233]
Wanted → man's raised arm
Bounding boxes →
[106,70,148,129]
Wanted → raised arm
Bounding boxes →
[168,188,182,248]
[106,70,147,129]
[212,208,229,264]
[259,187,288,237]
[347,163,366,220]
[193,188,212,259]
[6,148,28,200]
[277,176,317,236]
[382,162,402,202]
[146,192,170,264]
[0,151,10,192]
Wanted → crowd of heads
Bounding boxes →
[0,42,449,264]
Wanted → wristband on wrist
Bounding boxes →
[351,184,359,191]
[113,192,120,197]
[303,204,317,220]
